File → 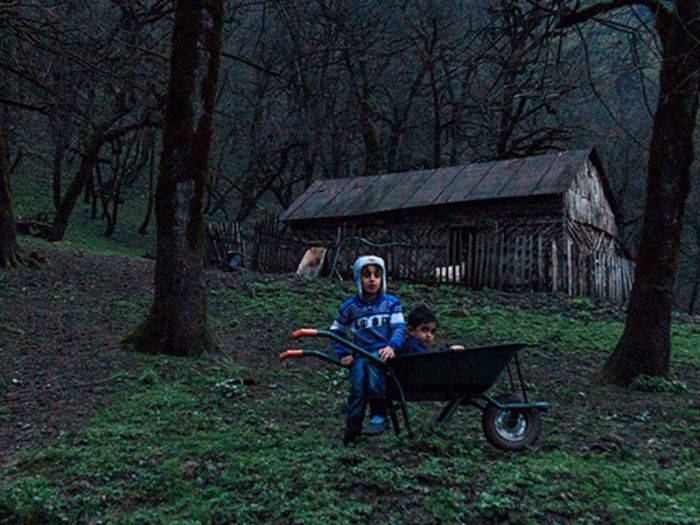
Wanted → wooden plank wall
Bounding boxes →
[326,223,447,283]
[206,217,635,303]
[444,223,559,292]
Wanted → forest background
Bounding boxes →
[2,0,699,315]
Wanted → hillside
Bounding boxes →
[1,239,699,524]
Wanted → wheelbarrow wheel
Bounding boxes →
[482,395,542,451]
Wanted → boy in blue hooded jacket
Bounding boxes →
[330,255,405,444]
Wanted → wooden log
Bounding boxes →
[551,239,558,293]
[477,231,485,289]
[537,231,544,291]
[566,236,573,295]
[467,230,473,287]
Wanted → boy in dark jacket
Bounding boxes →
[399,306,464,355]
[330,255,405,444]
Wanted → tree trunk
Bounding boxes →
[138,140,155,236]
[48,122,147,242]
[52,141,65,211]
[124,0,224,357]
[360,96,381,176]
[602,4,700,383]
[0,127,18,268]
[48,136,102,241]
[688,266,700,315]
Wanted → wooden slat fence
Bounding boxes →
[205,216,634,303]
[206,220,244,267]
[205,215,307,272]
[250,214,309,273]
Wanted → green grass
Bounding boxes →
[2,275,700,523]
[12,167,155,258]
[6,154,700,523]
[1,356,698,524]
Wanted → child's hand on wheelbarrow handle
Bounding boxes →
[378,346,395,361]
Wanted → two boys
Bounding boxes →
[330,255,460,443]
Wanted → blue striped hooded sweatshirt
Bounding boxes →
[330,255,405,359]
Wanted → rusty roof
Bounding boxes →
[281,149,609,222]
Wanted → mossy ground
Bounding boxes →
[1,240,699,524]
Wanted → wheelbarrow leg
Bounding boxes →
[399,398,412,438]
[388,401,401,435]
[387,371,413,438]
[388,372,413,438]
[436,395,467,426]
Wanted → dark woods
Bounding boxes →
[2,1,700,376]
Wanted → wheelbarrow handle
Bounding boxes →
[279,349,304,360]
[279,349,342,367]
[291,329,318,339]
[290,328,390,370]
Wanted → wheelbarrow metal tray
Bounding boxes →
[387,343,526,396]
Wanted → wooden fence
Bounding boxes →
[206,215,307,272]
[205,217,634,303]
[205,220,244,267]
[251,214,309,273]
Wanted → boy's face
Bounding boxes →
[360,264,382,299]
[408,321,437,348]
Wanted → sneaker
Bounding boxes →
[364,421,387,436]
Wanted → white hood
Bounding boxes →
[353,255,386,297]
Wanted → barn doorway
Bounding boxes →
[447,226,479,285]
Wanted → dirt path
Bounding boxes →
[0,247,150,465]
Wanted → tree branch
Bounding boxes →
[556,0,672,30]
[0,96,49,115]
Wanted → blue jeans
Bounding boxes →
[346,356,387,434]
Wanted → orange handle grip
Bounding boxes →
[291,329,318,339]
[279,349,303,361]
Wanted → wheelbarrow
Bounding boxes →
[280,329,550,451]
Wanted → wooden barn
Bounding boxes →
[279,148,635,302]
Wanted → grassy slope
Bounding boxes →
[1,266,699,524]
[4,170,699,523]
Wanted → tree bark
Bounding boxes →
[601,2,700,383]
[138,139,156,236]
[688,269,700,316]
[0,127,18,268]
[124,0,224,357]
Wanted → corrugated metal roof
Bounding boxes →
[280,149,604,222]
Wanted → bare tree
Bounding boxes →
[459,1,574,160]
[124,0,224,357]
[1,1,168,241]
[557,0,700,383]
